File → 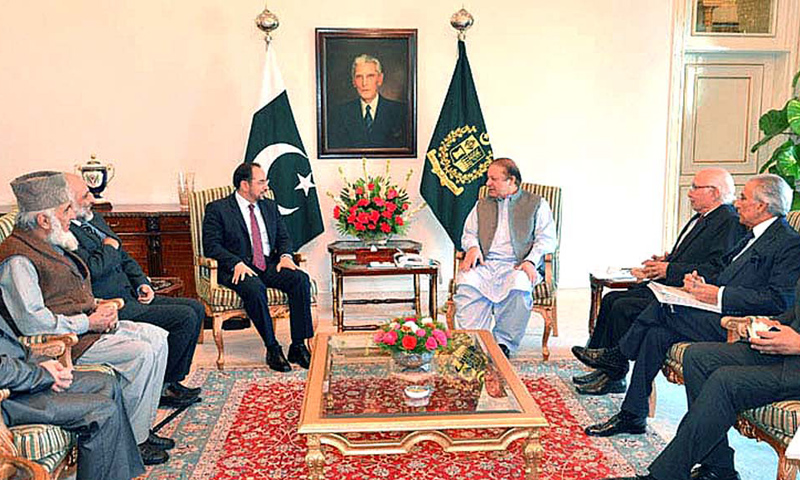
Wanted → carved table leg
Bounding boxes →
[522,429,543,480]
[413,274,421,317]
[305,434,326,480]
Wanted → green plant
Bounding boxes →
[752,70,800,210]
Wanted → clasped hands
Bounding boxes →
[680,270,719,305]
[88,302,119,333]
[630,252,668,281]
[231,256,298,285]
[459,246,539,284]
[40,360,73,392]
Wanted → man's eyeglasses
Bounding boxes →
[689,184,716,191]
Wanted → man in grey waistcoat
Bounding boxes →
[454,158,557,356]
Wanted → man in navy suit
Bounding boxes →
[572,168,746,395]
[202,162,313,372]
[327,54,407,149]
[582,174,800,438]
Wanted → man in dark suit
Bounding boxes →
[572,168,746,395]
[0,313,144,480]
[582,174,800,438]
[202,162,313,372]
[65,174,202,408]
[602,280,800,480]
[327,54,407,149]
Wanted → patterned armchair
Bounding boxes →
[0,210,117,479]
[661,210,800,480]
[187,186,319,370]
[445,183,562,359]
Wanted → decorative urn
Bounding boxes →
[75,154,115,198]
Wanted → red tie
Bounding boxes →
[249,204,266,271]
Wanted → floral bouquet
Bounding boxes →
[328,159,425,243]
[373,316,451,355]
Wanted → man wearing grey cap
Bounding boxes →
[0,171,173,466]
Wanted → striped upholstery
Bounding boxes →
[787,211,800,232]
[10,424,74,470]
[663,341,691,379]
[0,208,18,242]
[188,186,318,370]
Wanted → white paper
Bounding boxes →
[591,266,638,281]
[647,282,721,314]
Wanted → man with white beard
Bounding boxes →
[0,171,174,465]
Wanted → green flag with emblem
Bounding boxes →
[420,40,493,251]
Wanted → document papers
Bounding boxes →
[592,267,638,281]
[647,282,722,314]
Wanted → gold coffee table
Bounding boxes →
[298,330,548,479]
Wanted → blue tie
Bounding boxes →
[364,105,374,131]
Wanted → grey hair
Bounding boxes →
[751,173,792,216]
[351,54,383,78]
[15,207,55,231]
[704,167,736,204]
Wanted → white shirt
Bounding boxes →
[235,192,271,258]
[360,96,379,120]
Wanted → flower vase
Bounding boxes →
[392,350,434,372]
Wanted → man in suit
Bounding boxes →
[572,168,746,395]
[327,54,407,149]
[582,174,800,438]
[65,174,202,408]
[0,312,144,480]
[602,280,800,480]
[202,162,313,372]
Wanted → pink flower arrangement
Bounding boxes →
[374,315,450,355]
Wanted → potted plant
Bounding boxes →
[751,70,800,210]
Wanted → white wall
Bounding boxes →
[0,0,674,292]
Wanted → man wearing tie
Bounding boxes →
[202,162,313,372]
[572,168,746,395]
[327,54,407,149]
[581,174,800,437]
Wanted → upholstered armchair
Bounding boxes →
[445,183,562,359]
[187,186,319,370]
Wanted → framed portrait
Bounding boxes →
[316,28,417,159]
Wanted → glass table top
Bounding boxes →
[320,332,522,419]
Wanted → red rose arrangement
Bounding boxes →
[373,316,451,355]
[328,159,423,243]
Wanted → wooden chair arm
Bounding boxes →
[18,334,78,369]
[96,298,125,310]
[0,391,15,459]
[19,333,78,349]
[197,256,219,290]
[720,316,770,343]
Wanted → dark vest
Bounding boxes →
[0,229,100,358]
[476,189,542,264]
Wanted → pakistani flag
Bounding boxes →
[420,40,493,251]
[244,43,324,250]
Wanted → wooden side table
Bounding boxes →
[588,274,640,334]
[150,276,185,297]
[327,240,439,331]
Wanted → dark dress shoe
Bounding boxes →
[266,347,292,372]
[690,465,741,480]
[287,343,312,369]
[148,431,175,450]
[169,381,202,397]
[572,368,603,385]
[576,373,627,395]
[573,346,629,379]
[138,442,169,465]
[159,386,202,408]
[585,411,646,437]
[222,317,251,330]
[498,344,511,358]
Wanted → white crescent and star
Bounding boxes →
[251,142,316,216]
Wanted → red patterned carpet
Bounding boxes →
[142,360,666,480]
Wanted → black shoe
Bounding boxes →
[498,344,511,358]
[572,369,604,385]
[287,343,311,369]
[222,317,251,330]
[585,411,646,437]
[690,465,741,480]
[147,431,175,450]
[573,346,629,379]
[576,373,627,395]
[169,381,201,397]
[266,346,292,372]
[159,385,202,408]
[138,442,169,465]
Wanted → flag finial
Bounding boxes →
[255,5,279,45]
[450,8,473,41]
